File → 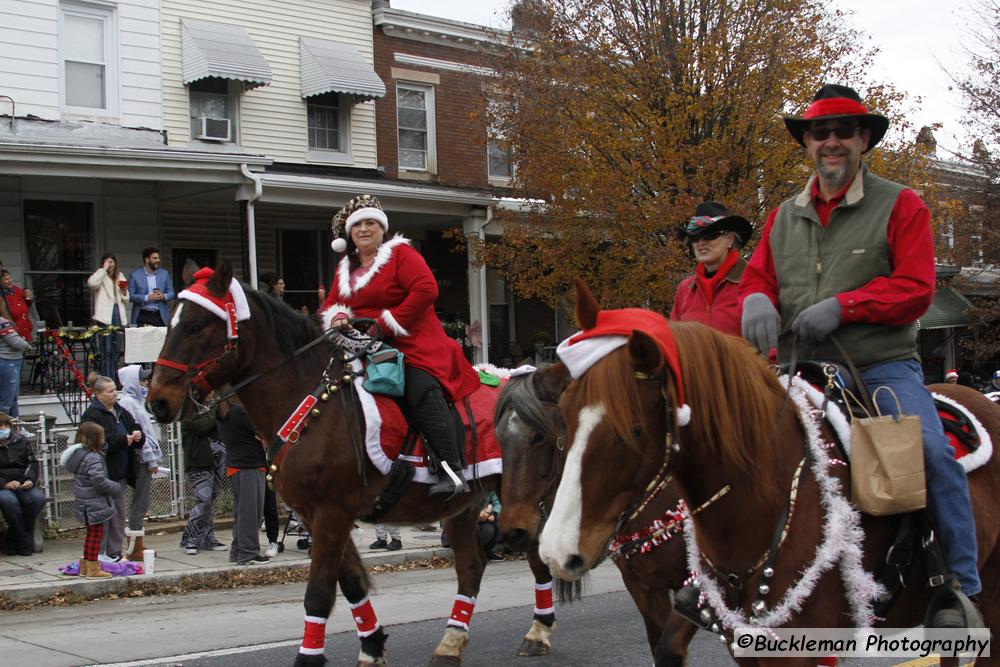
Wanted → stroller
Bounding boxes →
[277,511,312,552]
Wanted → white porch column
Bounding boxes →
[463,209,490,365]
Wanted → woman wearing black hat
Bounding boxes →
[670,202,753,336]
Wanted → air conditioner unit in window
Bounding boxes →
[196,116,230,141]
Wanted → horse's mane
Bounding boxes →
[495,372,558,440]
[670,322,786,506]
[243,287,321,357]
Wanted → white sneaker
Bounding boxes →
[264,542,279,558]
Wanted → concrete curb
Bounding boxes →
[2,547,455,603]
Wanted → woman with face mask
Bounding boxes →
[116,365,162,560]
[0,412,45,556]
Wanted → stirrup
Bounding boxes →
[429,461,469,499]
[925,576,984,629]
[672,584,715,631]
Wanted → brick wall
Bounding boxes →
[373,30,494,188]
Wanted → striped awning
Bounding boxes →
[299,37,386,101]
[918,286,972,330]
[181,19,272,89]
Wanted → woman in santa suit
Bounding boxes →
[320,195,478,497]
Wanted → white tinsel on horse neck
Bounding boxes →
[682,376,883,629]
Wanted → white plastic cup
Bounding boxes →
[143,548,155,574]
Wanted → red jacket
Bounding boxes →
[669,257,745,337]
[320,236,481,402]
[2,285,32,341]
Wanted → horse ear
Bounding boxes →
[574,278,600,330]
[206,259,233,296]
[533,362,571,403]
[628,330,664,374]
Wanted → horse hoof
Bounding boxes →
[294,653,328,666]
[427,656,462,667]
[516,639,550,657]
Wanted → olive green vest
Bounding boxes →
[771,165,918,368]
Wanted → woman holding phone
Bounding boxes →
[87,253,129,379]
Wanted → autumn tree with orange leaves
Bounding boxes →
[478,0,931,313]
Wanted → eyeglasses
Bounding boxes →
[807,125,861,141]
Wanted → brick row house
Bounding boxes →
[0,0,562,420]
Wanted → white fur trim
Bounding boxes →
[379,309,409,337]
[931,391,993,473]
[556,334,628,379]
[684,376,881,630]
[352,359,504,483]
[320,305,353,331]
[337,235,411,299]
[177,279,250,323]
[474,363,535,379]
[779,375,852,456]
[60,443,83,467]
[345,207,389,234]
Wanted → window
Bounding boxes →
[23,200,95,328]
[189,77,236,142]
[59,2,117,113]
[307,93,349,153]
[278,229,333,314]
[397,83,436,172]
[488,140,512,181]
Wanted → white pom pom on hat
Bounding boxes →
[331,237,347,253]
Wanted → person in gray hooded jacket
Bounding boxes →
[117,364,162,560]
[61,422,121,578]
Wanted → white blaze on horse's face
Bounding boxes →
[170,302,184,329]
[538,403,604,578]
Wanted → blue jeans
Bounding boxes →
[97,307,122,380]
[0,357,23,418]
[0,486,45,552]
[862,358,981,596]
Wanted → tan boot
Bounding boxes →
[127,536,146,561]
[83,558,111,579]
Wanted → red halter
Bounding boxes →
[156,301,240,396]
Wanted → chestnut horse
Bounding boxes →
[495,362,696,665]
[148,262,504,667]
[539,283,1000,667]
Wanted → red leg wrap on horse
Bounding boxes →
[447,594,476,630]
[350,597,380,637]
[817,658,837,666]
[534,581,554,615]
[300,615,327,655]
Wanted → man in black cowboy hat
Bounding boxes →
[740,84,982,627]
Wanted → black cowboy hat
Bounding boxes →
[676,202,753,248]
[783,84,889,153]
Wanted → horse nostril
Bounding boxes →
[565,554,585,573]
[150,399,169,422]
[506,529,529,550]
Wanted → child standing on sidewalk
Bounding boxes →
[61,422,121,579]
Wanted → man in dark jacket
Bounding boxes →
[180,403,227,555]
[80,375,143,561]
[0,412,44,555]
[218,400,268,565]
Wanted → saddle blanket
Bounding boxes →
[784,377,994,474]
[356,375,504,484]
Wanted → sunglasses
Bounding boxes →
[807,125,861,141]
[690,227,727,242]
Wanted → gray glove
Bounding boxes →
[741,293,780,355]
[790,297,842,343]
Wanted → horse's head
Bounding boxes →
[495,362,571,551]
[538,281,675,581]
[148,260,246,422]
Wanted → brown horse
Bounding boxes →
[538,283,1000,667]
[148,262,505,667]
[495,362,696,665]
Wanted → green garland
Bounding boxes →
[42,325,122,341]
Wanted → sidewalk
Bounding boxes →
[0,522,451,603]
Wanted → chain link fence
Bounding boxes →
[9,415,235,533]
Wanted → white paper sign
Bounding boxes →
[125,326,167,363]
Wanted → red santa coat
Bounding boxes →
[2,285,32,341]
[320,236,481,402]
[669,258,745,337]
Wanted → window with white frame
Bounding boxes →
[397,82,436,172]
[488,140,512,181]
[307,93,349,153]
[189,78,236,142]
[59,2,117,113]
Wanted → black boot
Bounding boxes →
[405,368,469,499]
[926,576,984,629]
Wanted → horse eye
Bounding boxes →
[186,321,202,334]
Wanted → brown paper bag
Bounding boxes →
[848,387,927,516]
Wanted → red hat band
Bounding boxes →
[803,97,870,121]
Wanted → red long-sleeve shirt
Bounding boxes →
[740,176,935,326]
